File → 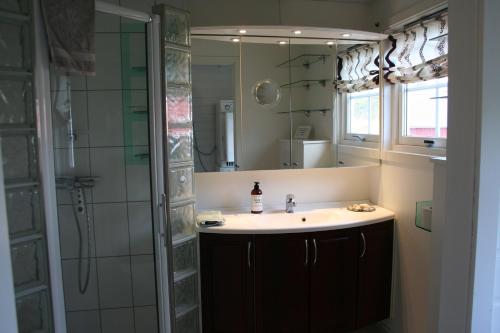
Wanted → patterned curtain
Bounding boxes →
[386,13,448,83]
[336,43,380,93]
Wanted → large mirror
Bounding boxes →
[191,28,385,172]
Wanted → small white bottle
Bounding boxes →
[251,182,263,214]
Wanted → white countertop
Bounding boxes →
[198,201,395,234]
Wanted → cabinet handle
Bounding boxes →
[360,232,367,258]
[247,241,252,268]
[305,239,309,266]
[313,238,318,265]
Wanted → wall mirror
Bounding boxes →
[191,27,386,172]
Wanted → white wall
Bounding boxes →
[369,154,434,333]
[187,0,373,31]
[195,166,374,210]
[369,0,447,30]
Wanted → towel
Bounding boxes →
[41,0,96,75]
[197,211,225,227]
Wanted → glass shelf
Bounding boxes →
[277,108,331,116]
[280,79,330,89]
[277,54,330,69]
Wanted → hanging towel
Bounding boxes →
[41,0,96,75]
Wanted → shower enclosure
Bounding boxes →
[1,1,199,332]
[49,3,199,333]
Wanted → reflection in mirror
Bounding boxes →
[191,37,239,172]
[336,42,382,167]
[252,79,281,106]
[190,31,383,173]
[287,38,337,169]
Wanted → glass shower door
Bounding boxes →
[50,5,162,333]
[0,1,54,332]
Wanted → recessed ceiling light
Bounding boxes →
[239,29,247,34]
[341,33,352,38]
[278,40,287,45]
[293,30,302,35]
[231,38,240,42]
[326,41,334,45]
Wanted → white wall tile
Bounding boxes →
[124,90,149,146]
[58,204,95,259]
[154,0,188,10]
[101,307,134,333]
[54,148,90,178]
[54,148,92,205]
[62,259,99,311]
[134,306,159,333]
[90,147,126,203]
[128,201,153,255]
[88,90,124,147]
[120,0,155,13]
[50,72,86,92]
[52,91,89,149]
[87,34,122,90]
[97,256,133,308]
[131,255,156,306]
[125,148,151,201]
[66,310,101,333]
[93,203,129,257]
[121,33,147,89]
[95,0,120,33]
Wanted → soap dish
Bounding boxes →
[347,204,376,212]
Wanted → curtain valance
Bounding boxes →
[336,43,380,93]
[386,13,448,83]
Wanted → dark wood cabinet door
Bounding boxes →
[200,233,254,333]
[255,233,309,333]
[356,220,394,328]
[309,228,359,333]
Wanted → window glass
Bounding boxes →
[403,77,448,139]
[347,88,379,136]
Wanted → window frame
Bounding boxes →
[390,83,449,156]
[340,89,380,149]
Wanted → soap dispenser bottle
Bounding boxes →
[251,182,263,214]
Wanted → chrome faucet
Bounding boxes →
[286,194,296,213]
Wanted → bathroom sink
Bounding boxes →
[244,210,338,225]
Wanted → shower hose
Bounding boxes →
[69,188,91,294]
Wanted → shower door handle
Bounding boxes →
[161,193,169,247]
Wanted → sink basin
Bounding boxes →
[242,210,338,225]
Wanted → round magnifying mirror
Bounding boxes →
[252,79,281,107]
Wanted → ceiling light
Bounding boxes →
[293,30,302,35]
[278,40,287,45]
[239,29,247,34]
[231,38,240,42]
[341,33,352,38]
[326,41,334,45]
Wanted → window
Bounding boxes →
[399,77,448,148]
[344,88,380,142]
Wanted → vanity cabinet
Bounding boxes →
[254,233,310,332]
[279,139,332,169]
[356,221,394,328]
[309,228,359,333]
[200,234,254,333]
[200,220,393,333]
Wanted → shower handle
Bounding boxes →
[161,193,169,247]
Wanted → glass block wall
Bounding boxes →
[0,1,54,332]
[154,5,200,332]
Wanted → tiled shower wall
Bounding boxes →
[51,5,158,333]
